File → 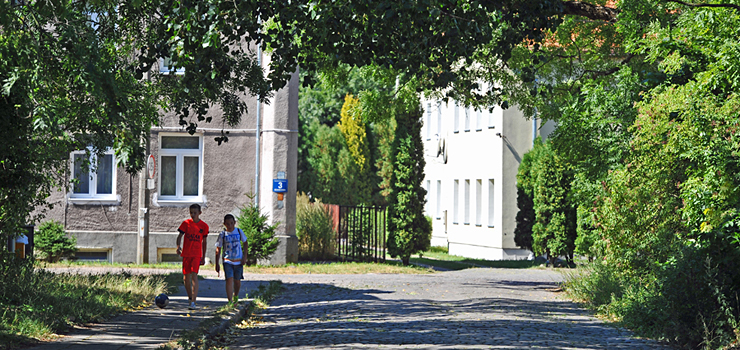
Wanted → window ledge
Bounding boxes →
[68,196,121,206]
[152,194,207,208]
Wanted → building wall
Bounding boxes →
[422,99,548,261]
[35,53,299,264]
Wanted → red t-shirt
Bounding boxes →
[178,219,209,258]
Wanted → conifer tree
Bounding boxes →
[387,94,430,265]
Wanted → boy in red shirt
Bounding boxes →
[176,204,209,310]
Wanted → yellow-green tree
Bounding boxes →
[338,94,372,204]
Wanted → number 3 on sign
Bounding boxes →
[273,179,288,193]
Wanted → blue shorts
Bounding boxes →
[223,263,243,280]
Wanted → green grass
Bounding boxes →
[0,257,178,349]
[242,261,434,274]
[410,246,542,270]
[42,260,188,270]
[1,273,169,345]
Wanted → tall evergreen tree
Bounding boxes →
[387,92,430,266]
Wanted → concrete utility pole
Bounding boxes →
[136,135,151,264]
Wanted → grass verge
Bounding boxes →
[408,246,543,270]
[43,260,435,274]
[242,261,434,274]
[0,258,174,349]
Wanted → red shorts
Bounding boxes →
[182,256,201,275]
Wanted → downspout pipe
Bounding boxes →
[255,17,262,205]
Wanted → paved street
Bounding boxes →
[233,269,670,349]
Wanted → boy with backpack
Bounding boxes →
[214,214,248,303]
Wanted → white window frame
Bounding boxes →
[476,109,483,131]
[159,56,185,75]
[475,179,482,226]
[68,147,118,204]
[437,101,442,136]
[488,179,495,227]
[453,102,460,133]
[436,180,442,219]
[157,133,204,204]
[426,102,432,140]
[464,179,470,224]
[464,107,471,132]
[453,180,459,224]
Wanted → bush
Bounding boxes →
[237,193,280,265]
[296,193,335,260]
[35,220,76,262]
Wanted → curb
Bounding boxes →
[204,301,251,337]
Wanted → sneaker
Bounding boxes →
[189,302,197,310]
[233,296,239,304]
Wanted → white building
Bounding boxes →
[421,99,554,260]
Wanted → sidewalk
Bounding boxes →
[27,268,261,350]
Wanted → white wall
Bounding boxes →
[421,99,543,261]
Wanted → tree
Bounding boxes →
[338,94,373,204]
[387,85,430,266]
[35,221,77,263]
[237,194,280,265]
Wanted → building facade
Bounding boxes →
[38,57,299,264]
[421,99,553,260]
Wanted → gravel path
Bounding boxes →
[231,269,670,349]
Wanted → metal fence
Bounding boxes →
[336,205,387,262]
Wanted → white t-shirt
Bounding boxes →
[215,228,247,265]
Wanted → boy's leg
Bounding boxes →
[233,264,243,301]
[191,272,199,303]
[225,277,234,302]
[182,257,194,302]
[183,273,193,301]
[233,278,241,301]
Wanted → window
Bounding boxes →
[453,102,460,133]
[159,134,203,201]
[476,179,482,226]
[158,248,181,264]
[437,102,442,136]
[425,180,431,214]
[488,107,496,129]
[488,179,495,227]
[453,180,459,224]
[464,179,470,224]
[476,109,482,131]
[436,180,442,219]
[75,249,111,262]
[426,102,432,140]
[70,148,117,202]
[159,56,185,75]
[464,107,471,132]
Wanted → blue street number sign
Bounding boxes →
[273,179,288,193]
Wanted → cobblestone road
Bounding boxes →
[232,269,670,349]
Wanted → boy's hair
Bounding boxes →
[224,214,235,222]
[189,203,201,211]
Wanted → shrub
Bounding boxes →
[34,220,76,262]
[237,193,280,265]
[296,193,335,260]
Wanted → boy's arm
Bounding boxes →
[215,246,221,275]
[200,236,207,264]
[241,233,249,265]
[176,232,184,256]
